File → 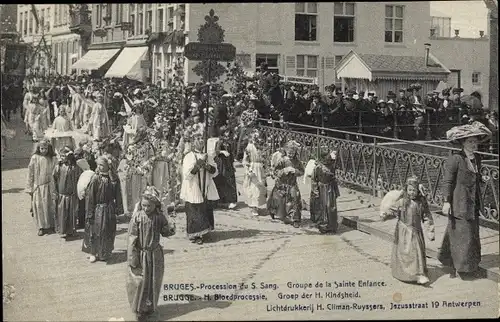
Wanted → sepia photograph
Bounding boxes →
[1,1,499,321]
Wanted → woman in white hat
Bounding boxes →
[438,121,492,279]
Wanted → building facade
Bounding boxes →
[81,2,432,88]
[431,1,489,38]
[82,3,186,84]
[17,4,53,76]
[16,4,86,77]
[51,4,84,76]
[183,2,434,89]
[429,37,490,106]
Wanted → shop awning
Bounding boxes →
[104,46,149,81]
[71,48,121,70]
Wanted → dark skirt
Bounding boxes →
[213,155,238,204]
[185,201,214,239]
[266,184,302,222]
[82,203,117,258]
[310,182,338,232]
[437,216,481,273]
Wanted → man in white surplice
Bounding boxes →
[180,130,219,245]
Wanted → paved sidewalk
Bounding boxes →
[234,161,499,282]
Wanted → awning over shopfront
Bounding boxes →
[71,49,121,70]
[104,46,149,82]
[335,50,450,81]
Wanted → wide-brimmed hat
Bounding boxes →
[446,121,492,143]
[408,83,422,91]
[387,91,397,99]
[452,87,464,94]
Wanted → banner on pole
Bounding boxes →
[4,44,28,77]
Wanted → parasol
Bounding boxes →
[434,81,448,93]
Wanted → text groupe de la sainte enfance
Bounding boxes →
[162,280,483,312]
[162,280,386,302]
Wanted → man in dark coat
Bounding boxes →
[342,89,357,136]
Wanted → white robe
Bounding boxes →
[91,102,111,140]
[180,151,219,203]
[70,93,83,128]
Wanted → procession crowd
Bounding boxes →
[0,61,494,321]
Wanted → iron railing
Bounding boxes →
[256,119,499,225]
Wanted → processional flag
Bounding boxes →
[4,44,27,77]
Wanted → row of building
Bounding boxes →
[2,2,498,108]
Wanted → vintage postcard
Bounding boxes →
[2,1,499,321]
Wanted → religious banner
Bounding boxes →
[4,44,27,77]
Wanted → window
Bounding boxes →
[54,5,58,27]
[157,9,164,32]
[19,12,23,34]
[472,72,481,85]
[138,13,144,35]
[57,4,65,25]
[115,4,123,24]
[46,8,50,31]
[41,9,45,31]
[334,2,355,42]
[62,6,67,25]
[95,4,100,27]
[24,11,28,35]
[129,14,135,35]
[431,16,451,37]
[146,9,152,32]
[295,2,317,41]
[385,5,404,43]
[29,11,33,35]
[255,54,279,74]
[154,53,162,84]
[54,43,59,73]
[296,55,318,77]
[35,10,40,34]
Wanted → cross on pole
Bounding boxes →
[184,8,236,200]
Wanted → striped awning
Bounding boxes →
[71,49,121,70]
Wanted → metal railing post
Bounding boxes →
[372,137,378,197]
[316,127,320,159]
[425,108,432,140]
[270,119,275,155]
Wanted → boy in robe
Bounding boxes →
[307,149,340,234]
[389,176,434,285]
[26,139,58,236]
[53,146,82,239]
[126,186,176,321]
[267,140,304,228]
[82,156,123,263]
